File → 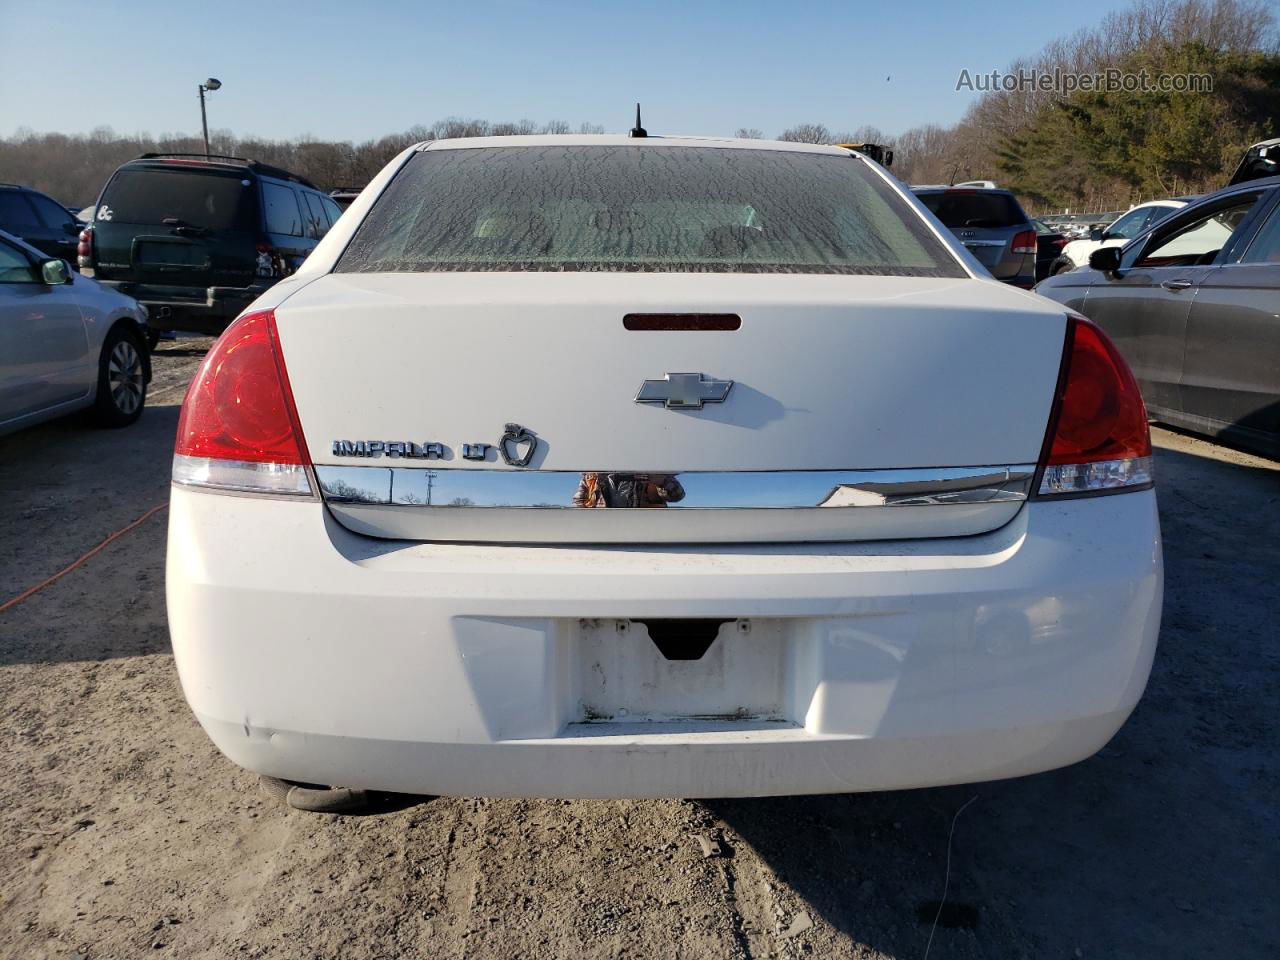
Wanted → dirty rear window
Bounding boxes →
[337,146,965,277]
[97,168,257,231]
[915,191,1027,229]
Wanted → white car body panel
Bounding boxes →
[168,135,1163,797]
[167,485,1161,797]
[277,272,1067,473]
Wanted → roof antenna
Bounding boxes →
[629,103,647,138]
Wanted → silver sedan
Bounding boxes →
[0,229,150,435]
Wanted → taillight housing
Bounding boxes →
[172,309,313,496]
[1011,229,1038,255]
[1035,315,1152,497]
[77,226,94,269]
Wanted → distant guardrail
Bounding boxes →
[1038,212,1123,227]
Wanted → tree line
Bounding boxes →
[891,0,1279,211]
[0,118,606,207]
[1,0,1275,213]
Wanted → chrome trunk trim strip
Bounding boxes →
[313,464,1037,510]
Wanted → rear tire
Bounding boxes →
[90,326,147,427]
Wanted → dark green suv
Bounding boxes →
[80,154,342,339]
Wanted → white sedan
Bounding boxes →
[0,229,149,435]
[167,136,1162,801]
[1053,199,1187,274]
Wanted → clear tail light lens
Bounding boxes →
[255,239,284,278]
[1011,229,1038,255]
[173,309,313,496]
[1036,315,1153,497]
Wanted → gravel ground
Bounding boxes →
[1,339,1277,960]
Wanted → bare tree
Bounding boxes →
[734,127,764,139]
[777,123,832,144]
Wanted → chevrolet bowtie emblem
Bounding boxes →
[635,372,734,410]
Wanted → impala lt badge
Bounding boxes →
[635,373,733,410]
[331,422,538,465]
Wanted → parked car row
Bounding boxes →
[1,153,344,435]
[79,154,344,340]
[3,137,1276,468]
[1037,173,1280,458]
[1041,213,1125,241]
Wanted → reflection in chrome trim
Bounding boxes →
[314,464,1036,509]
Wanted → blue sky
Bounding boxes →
[1,0,1128,141]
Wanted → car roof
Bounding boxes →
[1132,199,1182,208]
[120,154,318,189]
[416,134,856,156]
[0,185,65,206]
[0,227,46,259]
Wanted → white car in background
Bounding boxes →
[1051,199,1188,275]
[167,135,1162,803]
[0,229,149,435]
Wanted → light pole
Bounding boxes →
[198,78,222,158]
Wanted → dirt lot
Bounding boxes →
[1,339,1277,960]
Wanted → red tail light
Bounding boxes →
[77,226,93,265]
[1011,230,1038,255]
[1036,315,1152,497]
[172,310,313,496]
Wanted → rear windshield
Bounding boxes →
[97,167,256,231]
[337,146,964,277]
[915,191,1026,229]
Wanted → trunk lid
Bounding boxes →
[275,272,1067,543]
[949,225,1014,271]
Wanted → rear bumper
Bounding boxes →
[97,280,272,332]
[166,487,1163,798]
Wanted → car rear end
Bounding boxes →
[1032,219,1068,280]
[82,157,281,335]
[913,187,1037,287]
[167,138,1161,798]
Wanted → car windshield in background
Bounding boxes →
[337,146,965,277]
[97,168,256,231]
[916,191,1026,229]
